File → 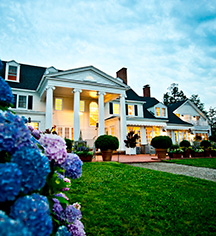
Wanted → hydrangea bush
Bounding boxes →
[0,60,85,236]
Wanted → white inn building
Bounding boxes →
[1,60,211,153]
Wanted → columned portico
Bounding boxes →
[98,91,106,136]
[73,89,82,141]
[45,86,55,130]
[120,94,127,151]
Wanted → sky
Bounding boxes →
[0,0,216,110]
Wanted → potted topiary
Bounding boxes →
[200,140,211,157]
[95,135,119,161]
[168,144,179,158]
[171,148,184,159]
[124,131,140,155]
[151,136,172,160]
[180,140,191,158]
[64,138,74,153]
[75,145,93,162]
[190,148,204,158]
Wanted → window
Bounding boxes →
[155,107,160,116]
[128,105,134,116]
[161,108,166,117]
[13,94,33,110]
[8,66,17,81]
[110,126,115,136]
[90,102,98,126]
[80,101,85,112]
[146,127,153,144]
[28,122,39,130]
[55,98,62,111]
[113,103,119,115]
[5,62,20,83]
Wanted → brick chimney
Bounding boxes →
[143,84,151,97]
[116,67,127,84]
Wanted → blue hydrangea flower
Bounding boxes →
[10,193,52,236]
[0,162,22,202]
[60,153,83,179]
[0,210,32,236]
[55,226,71,236]
[11,147,50,193]
[67,220,86,236]
[0,111,38,154]
[52,198,65,222]
[0,76,15,107]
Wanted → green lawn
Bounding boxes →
[163,158,216,169]
[69,162,216,236]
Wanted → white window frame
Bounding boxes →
[13,93,33,110]
[5,61,20,83]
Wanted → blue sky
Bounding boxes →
[0,0,216,110]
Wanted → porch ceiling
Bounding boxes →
[53,87,119,102]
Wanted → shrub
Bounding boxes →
[180,140,190,148]
[200,140,211,149]
[151,136,172,149]
[64,138,74,152]
[169,144,180,150]
[209,135,216,142]
[124,131,139,148]
[95,135,119,151]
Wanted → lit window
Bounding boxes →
[18,95,27,108]
[161,108,166,117]
[80,101,85,112]
[8,65,17,81]
[113,103,119,115]
[155,107,160,116]
[65,127,70,139]
[55,98,62,111]
[128,105,134,116]
[57,127,63,137]
[111,126,115,136]
[90,102,98,126]
[28,122,39,130]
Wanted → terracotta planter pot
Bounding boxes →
[172,153,183,159]
[183,150,190,158]
[204,149,211,157]
[101,149,113,161]
[78,154,93,162]
[155,148,167,160]
[191,152,203,158]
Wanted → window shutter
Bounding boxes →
[109,102,113,114]
[28,95,33,110]
[13,94,17,108]
[135,105,138,116]
[126,104,128,115]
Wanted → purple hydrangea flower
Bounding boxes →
[10,193,52,236]
[65,204,82,224]
[11,147,50,194]
[54,193,69,201]
[0,210,32,236]
[31,129,41,139]
[0,163,22,202]
[0,76,15,107]
[52,198,65,222]
[67,220,86,236]
[0,111,38,154]
[39,134,67,164]
[60,153,83,179]
[55,226,71,236]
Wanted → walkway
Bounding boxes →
[129,162,216,182]
[93,153,160,163]
[93,154,216,182]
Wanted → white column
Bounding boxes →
[45,86,55,130]
[171,130,175,144]
[98,91,106,136]
[73,89,82,141]
[120,94,127,151]
[140,127,147,145]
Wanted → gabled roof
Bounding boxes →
[167,107,192,126]
[0,60,47,90]
[167,100,186,112]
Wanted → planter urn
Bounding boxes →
[125,147,136,155]
[172,153,183,159]
[79,154,93,162]
[101,149,113,161]
[155,148,167,160]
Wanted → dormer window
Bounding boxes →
[155,107,160,116]
[5,61,20,83]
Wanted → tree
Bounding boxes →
[208,107,216,135]
[163,83,187,106]
[189,94,208,116]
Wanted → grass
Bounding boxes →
[163,157,216,169]
[69,162,216,236]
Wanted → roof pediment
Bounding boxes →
[45,65,129,89]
